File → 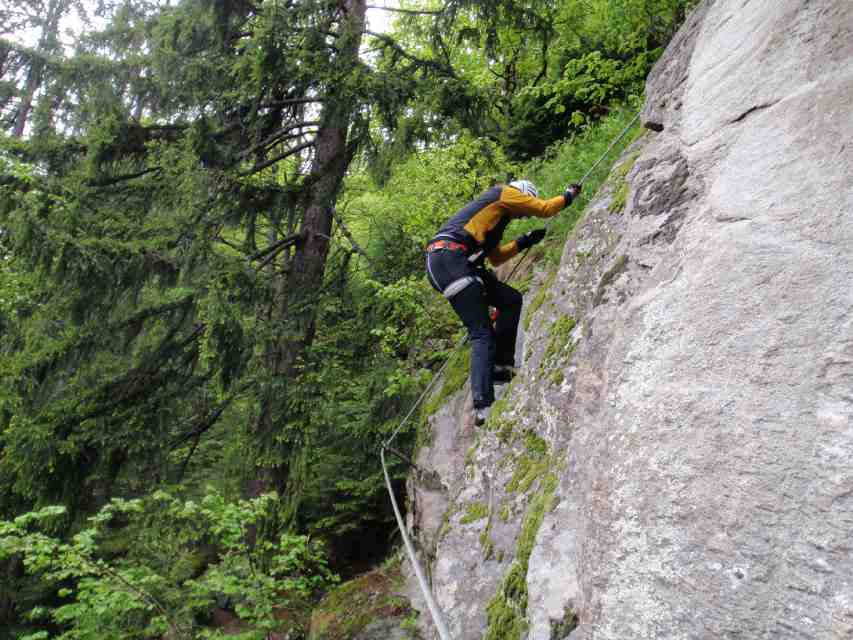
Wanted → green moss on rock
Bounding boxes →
[539,315,577,381]
[505,432,550,494]
[550,607,579,639]
[487,395,517,443]
[480,515,495,560]
[422,348,471,418]
[608,149,642,214]
[507,455,550,495]
[524,431,548,457]
[309,558,415,640]
[461,501,489,524]
[484,473,559,640]
[499,503,511,522]
[593,254,628,307]
[609,181,629,213]
[523,269,557,331]
[544,316,576,363]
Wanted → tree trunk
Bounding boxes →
[12,62,42,138]
[286,0,366,355]
[12,0,65,138]
[249,0,367,497]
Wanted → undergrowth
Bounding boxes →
[513,105,645,265]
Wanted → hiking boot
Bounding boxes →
[493,365,516,384]
[474,406,491,426]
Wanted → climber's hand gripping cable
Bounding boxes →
[564,182,582,202]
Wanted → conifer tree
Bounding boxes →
[0,0,379,518]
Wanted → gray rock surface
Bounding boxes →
[354,619,414,640]
[406,0,853,638]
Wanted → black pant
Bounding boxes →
[426,249,522,409]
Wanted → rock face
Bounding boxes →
[406,0,853,638]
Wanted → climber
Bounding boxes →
[426,179,582,425]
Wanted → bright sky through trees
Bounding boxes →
[8,0,398,48]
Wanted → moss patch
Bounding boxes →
[503,431,550,495]
[499,503,511,522]
[609,181,630,213]
[460,501,489,524]
[309,558,415,640]
[593,254,628,307]
[524,431,548,457]
[515,273,534,294]
[608,149,642,214]
[522,268,557,331]
[550,606,578,639]
[422,347,470,418]
[542,315,576,366]
[487,395,517,444]
[484,473,559,640]
[480,514,495,560]
[438,501,462,541]
[615,149,642,180]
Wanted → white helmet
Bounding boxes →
[509,179,538,198]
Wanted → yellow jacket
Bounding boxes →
[432,185,568,266]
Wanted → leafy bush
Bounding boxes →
[0,490,337,639]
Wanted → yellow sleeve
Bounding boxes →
[501,186,566,219]
[488,240,519,267]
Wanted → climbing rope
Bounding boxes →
[379,107,643,639]
[505,108,643,283]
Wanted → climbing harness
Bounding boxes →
[441,275,483,299]
[379,108,643,639]
[426,241,486,300]
[427,239,469,253]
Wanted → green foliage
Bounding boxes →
[346,132,516,252]
[0,490,337,639]
[368,276,456,368]
[519,106,645,264]
[379,0,694,156]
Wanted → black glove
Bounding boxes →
[563,183,582,204]
[516,228,546,250]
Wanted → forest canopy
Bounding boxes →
[0,0,694,636]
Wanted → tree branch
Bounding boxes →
[248,233,304,262]
[331,208,373,268]
[237,140,315,177]
[174,400,232,481]
[255,234,302,270]
[236,121,320,160]
[365,5,444,15]
[258,97,326,109]
[85,166,162,188]
[365,30,457,78]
